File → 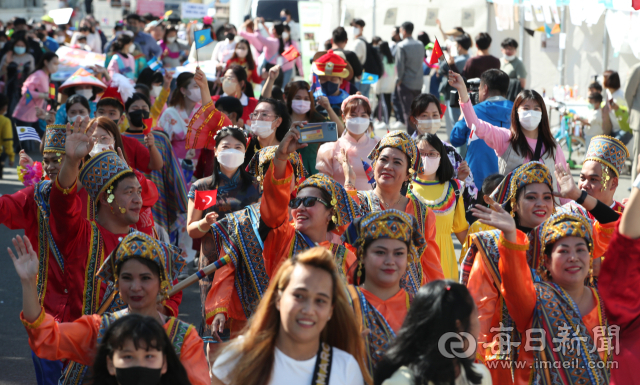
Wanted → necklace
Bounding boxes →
[376,191,403,210]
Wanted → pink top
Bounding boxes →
[12,69,48,123]
[316,132,380,191]
[239,30,281,65]
[107,53,136,79]
[460,99,567,171]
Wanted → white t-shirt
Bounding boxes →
[212,339,365,385]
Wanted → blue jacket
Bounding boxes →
[450,98,513,189]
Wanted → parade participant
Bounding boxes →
[461,161,618,385]
[374,281,491,385]
[449,70,567,189]
[186,126,260,358]
[580,135,628,214]
[472,203,611,384]
[11,231,209,385]
[599,168,640,385]
[55,68,106,124]
[312,50,353,116]
[341,210,426,375]
[89,314,192,385]
[243,98,290,170]
[412,134,468,279]
[337,130,444,287]
[316,94,379,189]
[211,247,368,385]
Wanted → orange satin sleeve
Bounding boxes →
[592,220,616,259]
[466,255,500,348]
[261,160,293,229]
[498,230,536,334]
[180,328,210,385]
[409,202,444,283]
[205,262,245,323]
[21,309,101,366]
[162,279,182,317]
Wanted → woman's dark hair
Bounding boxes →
[65,94,90,115]
[510,90,556,160]
[230,39,256,71]
[135,83,150,100]
[111,33,133,57]
[124,92,151,113]
[205,127,253,190]
[410,93,442,117]
[10,35,28,51]
[374,280,483,385]
[353,238,410,284]
[379,41,394,64]
[416,31,431,48]
[226,64,254,100]
[36,51,58,72]
[603,70,621,90]
[137,67,164,88]
[273,22,285,55]
[284,81,325,123]
[416,133,454,183]
[169,72,194,109]
[88,314,191,385]
[163,26,177,42]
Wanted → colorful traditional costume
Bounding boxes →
[583,135,628,218]
[461,161,615,385]
[205,146,359,336]
[342,209,426,375]
[349,131,444,286]
[22,231,210,385]
[499,213,612,384]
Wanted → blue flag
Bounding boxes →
[194,29,214,49]
[361,72,379,84]
[25,89,33,105]
[148,56,162,71]
[544,23,552,38]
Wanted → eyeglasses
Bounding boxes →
[222,76,237,82]
[249,112,277,121]
[93,135,114,145]
[289,196,331,209]
[422,151,441,159]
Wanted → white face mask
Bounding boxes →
[352,27,360,37]
[282,31,290,40]
[216,148,245,169]
[167,36,177,43]
[89,143,112,157]
[291,100,310,114]
[151,85,162,97]
[251,120,275,138]
[416,118,441,134]
[186,88,200,103]
[55,36,66,43]
[70,114,89,124]
[346,117,370,135]
[421,156,441,176]
[76,89,93,100]
[504,54,516,61]
[519,110,542,131]
[128,44,136,53]
[235,48,248,58]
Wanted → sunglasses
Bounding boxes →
[289,196,330,209]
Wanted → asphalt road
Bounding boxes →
[0,161,203,385]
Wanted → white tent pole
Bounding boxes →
[558,5,567,86]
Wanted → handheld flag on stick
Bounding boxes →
[282,45,300,62]
[361,72,379,84]
[142,118,153,135]
[194,189,217,211]
[550,24,561,34]
[147,56,162,72]
[17,126,42,142]
[194,29,214,64]
[362,159,375,185]
[49,83,55,100]
[24,89,33,105]
[429,38,444,65]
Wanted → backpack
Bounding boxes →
[359,37,384,77]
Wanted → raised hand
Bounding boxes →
[8,235,38,283]
[447,70,466,93]
[65,117,96,162]
[268,65,280,81]
[19,150,34,168]
[554,163,581,201]
[457,160,470,181]
[276,123,308,159]
[316,95,330,110]
[144,132,156,149]
[194,67,208,90]
[334,149,356,186]
[470,196,517,242]
[163,70,173,90]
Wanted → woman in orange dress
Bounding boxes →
[9,231,210,385]
[341,209,426,376]
[206,128,360,341]
[471,200,613,384]
[337,130,444,292]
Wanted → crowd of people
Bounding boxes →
[1,9,640,385]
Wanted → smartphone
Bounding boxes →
[298,122,338,144]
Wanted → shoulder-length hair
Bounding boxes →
[88,314,191,385]
[510,90,556,160]
[415,133,454,183]
[229,39,257,71]
[169,72,194,110]
[374,280,483,385]
[218,247,370,385]
[284,81,325,123]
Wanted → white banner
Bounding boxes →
[181,3,209,19]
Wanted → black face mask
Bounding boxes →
[128,110,149,128]
[225,32,235,41]
[115,366,162,385]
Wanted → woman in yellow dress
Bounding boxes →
[411,133,468,279]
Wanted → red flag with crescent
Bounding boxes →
[429,38,444,65]
[194,189,217,211]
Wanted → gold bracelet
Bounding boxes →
[197,220,208,232]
